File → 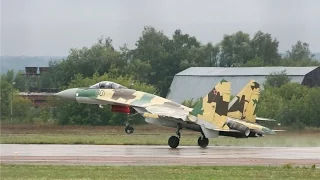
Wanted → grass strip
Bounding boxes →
[1,164,319,180]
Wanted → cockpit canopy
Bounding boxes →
[89,81,127,89]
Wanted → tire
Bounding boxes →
[168,136,180,148]
[198,136,209,148]
[125,125,134,134]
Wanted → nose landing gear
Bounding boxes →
[124,113,139,134]
[125,124,134,134]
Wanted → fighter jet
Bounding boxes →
[55,79,277,148]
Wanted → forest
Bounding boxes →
[1,26,319,129]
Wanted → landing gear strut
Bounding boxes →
[198,134,209,148]
[168,124,181,148]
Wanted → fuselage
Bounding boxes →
[74,88,192,110]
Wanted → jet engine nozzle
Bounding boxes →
[226,121,250,136]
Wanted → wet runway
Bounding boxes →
[1,144,319,166]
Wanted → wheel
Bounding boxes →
[198,136,209,148]
[125,125,134,134]
[168,136,180,148]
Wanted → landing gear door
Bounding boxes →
[200,125,219,138]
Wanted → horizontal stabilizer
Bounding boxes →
[256,117,276,121]
[272,130,286,132]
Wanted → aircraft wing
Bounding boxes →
[133,104,190,121]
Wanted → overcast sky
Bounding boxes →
[1,0,320,56]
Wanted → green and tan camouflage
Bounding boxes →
[227,80,260,123]
[187,79,274,135]
[189,79,231,130]
[74,87,192,120]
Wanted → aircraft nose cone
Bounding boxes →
[55,88,77,101]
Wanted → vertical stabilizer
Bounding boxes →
[227,80,260,123]
[190,79,231,129]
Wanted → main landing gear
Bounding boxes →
[167,125,209,149]
[168,124,181,148]
[198,135,209,148]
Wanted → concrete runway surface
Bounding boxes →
[1,144,319,166]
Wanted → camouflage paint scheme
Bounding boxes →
[59,79,275,138]
[188,80,275,135]
[189,79,231,130]
[228,80,260,123]
[76,87,192,121]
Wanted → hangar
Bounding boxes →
[166,66,320,103]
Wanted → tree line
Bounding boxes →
[12,26,319,97]
[1,26,319,128]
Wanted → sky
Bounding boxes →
[1,0,320,56]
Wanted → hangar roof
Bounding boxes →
[176,67,319,76]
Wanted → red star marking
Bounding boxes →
[213,89,218,95]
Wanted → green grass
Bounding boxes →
[1,124,320,146]
[1,164,319,180]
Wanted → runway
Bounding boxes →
[1,144,319,166]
